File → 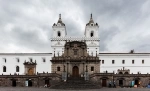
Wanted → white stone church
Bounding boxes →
[0,14,150,76]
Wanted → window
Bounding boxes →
[74,50,77,55]
[17,58,19,62]
[57,67,60,71]
[102,60,104,64]
[91,66,94,71]
[3,58,6,63]
[122,60,125,64]
[30,58,32,62]
[3,66,6,72]
[142,60,144,64]
[16,66,19,72]
[112,60,115,64]
[58,31,61,37]
[124,72,129,74]
[90,31,94,37]
[132,60,134,64]
[43,58,46,62]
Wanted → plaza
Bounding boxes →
[0,87,150,91]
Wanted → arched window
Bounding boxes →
[58,31,61,37]
[124,72,129,74]
[57,67,60,71]
[119,72,123,74]
[3,66,6,72]
[90,31,94,37]
[16,66,19,72]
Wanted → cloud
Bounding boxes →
[0,0,150,53]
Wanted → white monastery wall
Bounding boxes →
[0,53,52,75]
[99,54,150,74]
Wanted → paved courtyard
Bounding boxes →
[0,87,150,91]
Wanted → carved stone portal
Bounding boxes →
[24,61,37,75]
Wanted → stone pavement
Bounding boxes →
[0,87,150,91]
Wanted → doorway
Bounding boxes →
[135,80,139,85]
[28,80,32,87]
[45,80,50,85]
[72,66,79,77]
[102,79,107,87]
[12,80,16,87]
[119,80,123,86]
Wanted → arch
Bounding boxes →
[90,31,94,37]
[16,66,19,72]
[119,72,123,74]
[124,71,129,74]
[57,31,61,37]
[3,66,6,72]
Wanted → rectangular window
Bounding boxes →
[91,67,94,71]
[122,60,125,64]
[43,58,46,62]
[102,60,104,64]
[16,58,19,62]
[142,60,144,64]
[132,60,134,64]
[3,58,6,63]
[57,67,60,71]
[112,60,115,64]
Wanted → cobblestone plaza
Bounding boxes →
[0,87,150,91]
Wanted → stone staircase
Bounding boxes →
[50,77,101,89]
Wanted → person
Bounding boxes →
[113,81,116,88]
[109,81,111,88]
[44,84,47,88]
[138,81,141,87]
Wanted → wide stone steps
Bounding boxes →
[50,77,101,89]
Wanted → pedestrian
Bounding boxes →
[109,81,111,88]
[113,81,116,88]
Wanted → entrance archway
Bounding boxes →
[12,80,16,87]
[72,66,79,77]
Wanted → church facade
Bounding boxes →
[0,14,150,87]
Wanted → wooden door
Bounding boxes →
[28,68,34,75]
[102,79,107,87]
[72,66,79,77]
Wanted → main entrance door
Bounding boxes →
[72,66,79,77]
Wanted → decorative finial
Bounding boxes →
[59,14,61,19]
[91,13,92,19]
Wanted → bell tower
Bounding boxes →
[51,14,67,56]
[84,14,100,56]
[52,14,67,37]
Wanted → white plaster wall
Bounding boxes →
[0,54,52,75]
[99,54,150,74]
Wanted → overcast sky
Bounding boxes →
[0,0,150,53]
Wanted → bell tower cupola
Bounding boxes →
[52,14,67,37]
[85,14,99,38]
